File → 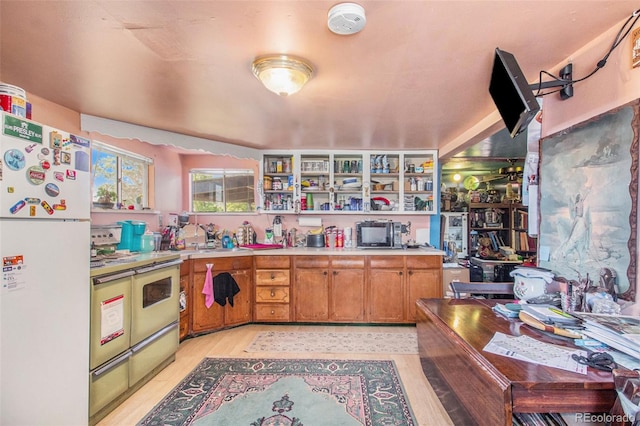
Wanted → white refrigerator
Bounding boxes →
[440,212,468,260]
[0,112,90,425]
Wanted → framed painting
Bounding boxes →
[538,100,638,301]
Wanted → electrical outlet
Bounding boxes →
[158,215,163,228]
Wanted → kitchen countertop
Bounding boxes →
[90,247,445,275]
[175,246,445,259]
[90,252,182,277]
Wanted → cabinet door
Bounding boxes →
[179,264,190,340]
[330,269,365,322]
[406,269,441,322]
[369,269,404,322]
[191,271,224,333]
[294,269,329,321]
[224,269,252,326]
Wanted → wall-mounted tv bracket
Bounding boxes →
[529,63,573,100]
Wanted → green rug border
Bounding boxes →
[137,357,417,426]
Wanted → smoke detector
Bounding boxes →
[328,3,366,35]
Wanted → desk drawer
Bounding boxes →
[256,286,290,303]
[256,270,290,286]
[255,304,290,321]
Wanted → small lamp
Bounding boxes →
[252,55,313,96]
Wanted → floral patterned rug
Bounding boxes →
[245,331,418,354]
[137,358,416,426]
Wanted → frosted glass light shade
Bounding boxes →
[252,55,313,96]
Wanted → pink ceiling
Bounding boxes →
[1,1,638,153]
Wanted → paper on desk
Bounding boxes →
[483,332,587,375]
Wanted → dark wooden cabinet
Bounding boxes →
[190,256,252,334]
[179,260,190,340]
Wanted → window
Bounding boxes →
[190,169,255,213]
[92,142,151,209]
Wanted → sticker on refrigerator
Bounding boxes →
[9,199,25,214]
[44,183,60,197]
[70,134,90,148]
[61,151,71,165]
[3,115,42,143]
[2,255,26,291]
[100,294,125,345]
[49,131,62,149]
[4,149,25,170]
[26,165,45,185]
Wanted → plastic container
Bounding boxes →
[140,233,154,253]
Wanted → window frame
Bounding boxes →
[91,141,152,209]
[189,168,256,213]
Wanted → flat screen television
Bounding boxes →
[489,48,540,138]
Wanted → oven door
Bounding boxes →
[90,270,134,370]
[130,260,181,345]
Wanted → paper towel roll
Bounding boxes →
[298,217,322,227]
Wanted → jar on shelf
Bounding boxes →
[272,177,283,190]
[263,176,273,190]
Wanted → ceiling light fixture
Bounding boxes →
[252,55,313,96]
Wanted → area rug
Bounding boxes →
[244,331,418,354]
[137,357,416,426]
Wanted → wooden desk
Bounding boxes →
[416,298,617,425]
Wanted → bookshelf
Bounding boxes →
[468,203,537,256]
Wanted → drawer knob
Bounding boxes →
[270,273,275,280]
[271,310,275,315]
[270,290,276,297]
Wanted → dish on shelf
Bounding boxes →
[342,182,362,189]
[372,196,390,205]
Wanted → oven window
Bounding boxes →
[142,277,172,308]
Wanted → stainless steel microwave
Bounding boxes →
[356,221,403,249]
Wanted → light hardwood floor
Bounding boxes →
[97,324,454,425]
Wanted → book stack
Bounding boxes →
[571,312,640,360]
[521,304,582,327]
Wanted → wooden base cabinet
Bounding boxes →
[293,256,365,322]
[190,256,252,334]
[179,260,190,340]
[405,255,442,322]
[369,257,405,322]
[294,256,330,322]
[330,257,365,322]
[254,255,291,322]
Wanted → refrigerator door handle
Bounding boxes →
[93,270,135,284]
[131,321,178,353]
[135,259,183,275]
[91,350,132,378]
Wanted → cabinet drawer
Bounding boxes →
[256,269,290,286]
[193,256,252,272]
[295,255,330,268]
[369,256,404,268]
[255,304,290,321]
[255,255,290,269]
[256,286,290,303]
[406,255,442,269]
[331,256,365,268]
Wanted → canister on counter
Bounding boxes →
[337,229,344,247]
